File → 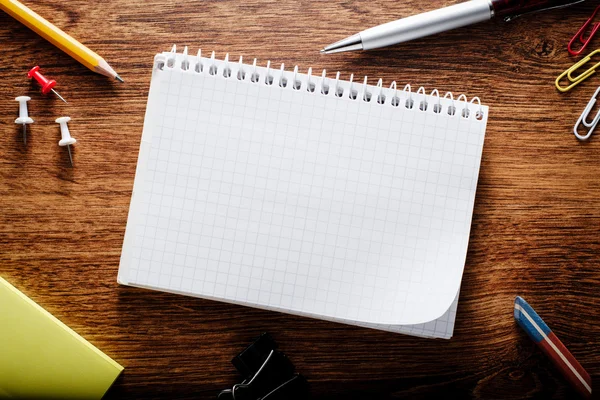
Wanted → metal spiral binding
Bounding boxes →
[154,45,484,121]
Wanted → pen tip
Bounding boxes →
[320,34,363,54]
[115,74,124,83]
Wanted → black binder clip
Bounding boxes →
[218,333,309,400]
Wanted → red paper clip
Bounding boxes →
[568,5,600,56]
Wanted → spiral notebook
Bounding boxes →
[118,46,488,339]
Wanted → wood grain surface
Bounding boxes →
[1,1,599,399]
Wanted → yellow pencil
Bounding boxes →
[0,0,123,82]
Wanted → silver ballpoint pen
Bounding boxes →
[321,0,585,54]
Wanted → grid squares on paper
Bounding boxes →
[123,59,487,333]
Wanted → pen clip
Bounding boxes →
[503,0,585,22]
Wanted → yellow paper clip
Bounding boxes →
[556,49,600,92]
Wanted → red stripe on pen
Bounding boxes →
[547,333,592,387]
[538,336,592,398]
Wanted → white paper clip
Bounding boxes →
[574,86,600,141]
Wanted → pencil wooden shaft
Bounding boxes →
[0,0,118,79]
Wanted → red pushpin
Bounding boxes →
[27,66,67,103]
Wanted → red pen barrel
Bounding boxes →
[491,0,582,18]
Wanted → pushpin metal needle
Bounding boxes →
[15,96,33,145]
[28,66,67,103]
[55,117,76,167]
[66,145,73,166]
[50,88,67,104]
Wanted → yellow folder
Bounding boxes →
[0,276,123,399]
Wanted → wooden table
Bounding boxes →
[1,1,599,398]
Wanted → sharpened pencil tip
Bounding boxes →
[115,74,124,83]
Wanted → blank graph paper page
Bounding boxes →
[119,47,488,336]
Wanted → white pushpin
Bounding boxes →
[15,96,33,145]
[55,117,76,167]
